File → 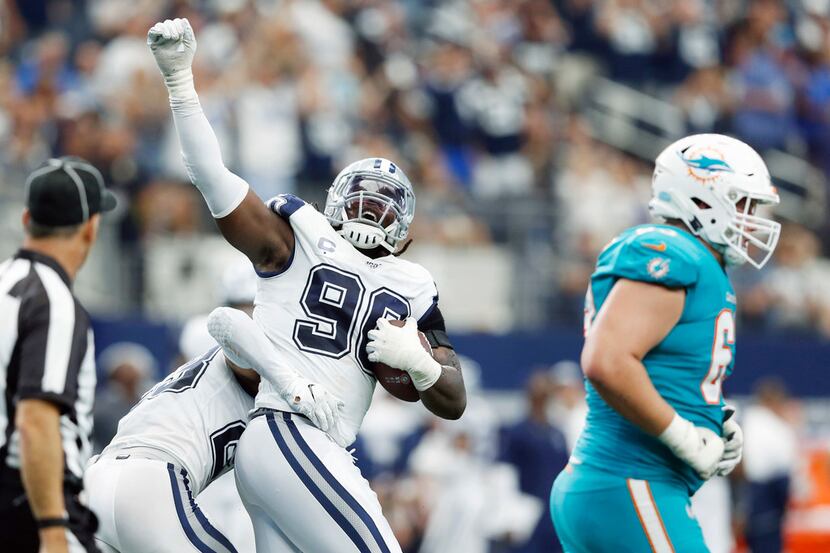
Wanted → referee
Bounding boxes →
[0,157,116,553]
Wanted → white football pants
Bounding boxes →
[235,410,401,553]
[85,456,238,553]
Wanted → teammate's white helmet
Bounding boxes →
[219,258,258,306]
[324,158,416,253]
[650,134,781,269]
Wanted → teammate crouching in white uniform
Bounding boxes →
[85,344,348,552]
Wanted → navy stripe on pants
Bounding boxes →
[266,412,371,551]
[282,413,392,553]
[167,463,215,553]
[167,463,237,553]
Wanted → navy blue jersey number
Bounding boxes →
[356,289,411,373]
[142,347,220,400]
[294,265,365,358]
[209,420,246,481]
[294,265,411,372]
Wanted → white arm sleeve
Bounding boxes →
[207,307,297,394]
[168,90,249,218]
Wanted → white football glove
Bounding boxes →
[282,378,354,448]
[659,413,725,480]
[147,18,197,99]
[716,405,743,477]
[207,306,354,448]
[366,317,441,392]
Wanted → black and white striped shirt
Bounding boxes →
[0,250,96,489]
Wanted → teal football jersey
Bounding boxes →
[572,224,736,494]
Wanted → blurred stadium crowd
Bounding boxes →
[2,0,830,552]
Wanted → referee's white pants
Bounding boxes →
[235,410,401,553]
[84,457,238,553]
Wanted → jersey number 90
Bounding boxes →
[294,264,411,373]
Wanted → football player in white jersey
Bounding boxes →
[84,342,346,553]
[148,18,466,553]
[85,348,250,553]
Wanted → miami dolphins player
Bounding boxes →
[551,134,781,552]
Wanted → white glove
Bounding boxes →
[207,307,354,447]
[366,317,441,392]
[282,380,354,448]
[658,413,725,480]
[282,378,354,447]
[716,405,743,476]
[147,18,197,100]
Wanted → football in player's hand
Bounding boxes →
[370,319,431,402]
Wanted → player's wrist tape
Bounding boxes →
[37,517,69,529]
[408,353,442,392]
[164,69,198,105]
[657,413,692,451]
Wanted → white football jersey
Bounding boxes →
[102,347,253,494]
[253,195,438,439]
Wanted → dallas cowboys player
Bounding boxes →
[84,341,347,553]
[148,18,466,553]
[551,134,780,552]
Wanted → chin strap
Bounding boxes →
[722,245,746,267]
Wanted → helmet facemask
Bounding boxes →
[720,192,781,269]
[325,172,415,253]
[654,186,781,269]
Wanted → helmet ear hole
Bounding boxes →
[691,197,711,210]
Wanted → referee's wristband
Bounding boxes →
[37,517,69,529]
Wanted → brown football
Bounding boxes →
[371,319,431,402]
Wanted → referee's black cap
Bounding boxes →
[25,156,118,226]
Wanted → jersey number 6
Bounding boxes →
[701,309,735,404]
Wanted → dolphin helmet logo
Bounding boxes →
[679,148,733,182]
[683,154,733,172]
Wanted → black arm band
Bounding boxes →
[423,329,454,350]
[37,517,69,529]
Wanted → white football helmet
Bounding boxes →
[324,158,416,253]
[650,134,781,269]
